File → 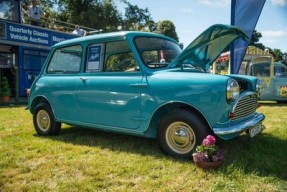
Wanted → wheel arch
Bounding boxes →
[30,96,51,114]
[144,102,212,137]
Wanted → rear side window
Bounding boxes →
[47,45,82,73]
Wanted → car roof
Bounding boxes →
[54,31,177,47]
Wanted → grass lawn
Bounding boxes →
[0,103,287,191]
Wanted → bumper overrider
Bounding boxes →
[213,112,265,139]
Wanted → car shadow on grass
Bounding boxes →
[259,101,287,107]
[34,125,287,180]
[219,132,287,180]
[36,125,167,159]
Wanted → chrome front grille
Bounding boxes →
[232,94,258,120]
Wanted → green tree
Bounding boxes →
[273,49,284,62]
[21,0,54,10]
[156,20,179,41]
[249,30,287,64]
[1,77,10,97]
[52,0,122,32]
[249,30,265,50]
[121,2,154,31]
[22,0,178,38]
[282,52,287,65]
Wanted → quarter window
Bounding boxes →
[47,45,82,73]
[105,41,139,72]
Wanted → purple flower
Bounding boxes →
[193,135,224,163]
[192,151,209,162]
[212,151,224,162]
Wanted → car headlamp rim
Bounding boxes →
[256,79,263,96]
[226,78,240,102]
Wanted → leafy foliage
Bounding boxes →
[249,30,265,50]
[250,30,287,64]
[122,2,153,31]
[52,0,122,31]
[156,20,179,41]
[20,0,179,40]
[0,77,10,97]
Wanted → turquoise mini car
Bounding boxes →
[28,24,265,158]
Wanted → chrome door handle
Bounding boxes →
[80,77,88,81]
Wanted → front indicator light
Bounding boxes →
[228,112,236,119]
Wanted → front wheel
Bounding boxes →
[33,103,61,136]
[158,109,210,159]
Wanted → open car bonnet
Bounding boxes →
[169,24,249,71]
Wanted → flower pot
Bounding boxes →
[1,96,10,103]
[195,160,223,169]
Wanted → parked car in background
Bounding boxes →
[244,59,287,102]
[28,24,265,158]
[213,46,287,102]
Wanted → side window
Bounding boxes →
[142,50,159,64]
[253,63,270,77]
[47,45,82,73]
[105,41,139,72]
[238,61,248,75]
[0,0,20,22]
[23,49,48,70]
[275,66,287,77]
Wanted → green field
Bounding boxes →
[0,104,286,191]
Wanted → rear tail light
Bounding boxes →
[26,89,30,98]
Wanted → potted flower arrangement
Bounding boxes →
[1,77,10,103]
[192,135,224,169]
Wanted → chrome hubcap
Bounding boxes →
[166,122,196,154]
[37,110,50,131]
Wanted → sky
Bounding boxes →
[117,0,287,53]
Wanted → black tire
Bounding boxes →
[33,103,61,136]
[277,100,287,104]
[158,109,210,159]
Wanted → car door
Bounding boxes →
[76,41,143,129]
[45,45,82,121]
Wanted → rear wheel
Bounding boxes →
[158,109,210,159]
[33,103,61,135]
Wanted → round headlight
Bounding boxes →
[256,79,264,96]
[226,78,239,102]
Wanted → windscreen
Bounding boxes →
[135,37,181,69]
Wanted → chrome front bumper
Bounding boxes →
[213,112,265,140]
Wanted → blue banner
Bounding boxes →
[1,22,76,47]
[230,0,266,74]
